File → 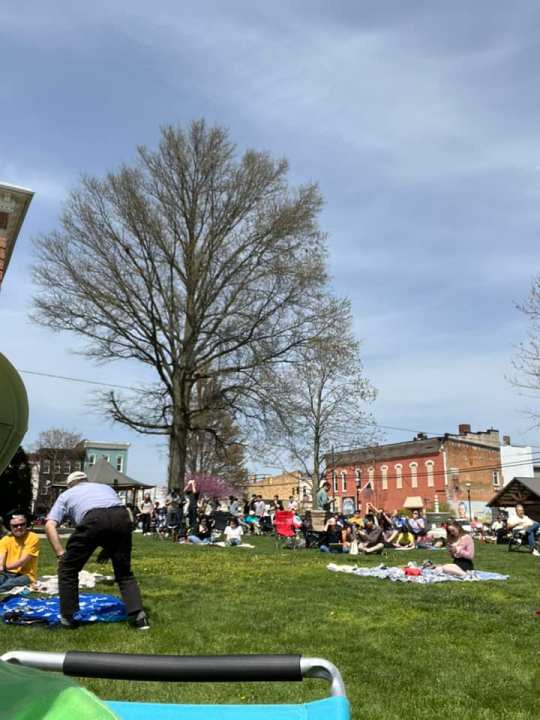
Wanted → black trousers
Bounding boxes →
[58,506,143,617]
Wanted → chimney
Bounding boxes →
[415,432,427,440]
[503,435,511,446]
[458,423,471,435]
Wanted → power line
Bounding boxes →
[16,367,540,452]
[20,369,136,391]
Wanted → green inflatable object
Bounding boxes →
[0,353,29,477]
[0,660,119,719]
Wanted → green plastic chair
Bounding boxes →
[0,352,29,476]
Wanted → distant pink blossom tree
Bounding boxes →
[185,473,239,499]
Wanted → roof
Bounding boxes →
[403,496,424,509]
[85,458,153,489]
[51,458,153,490]
[487,476,540,507]
[81,440,130,450]
[327,437,444,465]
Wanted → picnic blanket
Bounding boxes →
[328,563,509,583]
[32,571,115,595]
[0,593,127,626]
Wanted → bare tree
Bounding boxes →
[32,120,333,489]
[186,377,247,485]
[511,275,540,420]
[34,428,83,452]
[254,299,379,503]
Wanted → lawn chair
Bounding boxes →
[508,526,540,553]
[1,650,350,720]
[274,510,301,549]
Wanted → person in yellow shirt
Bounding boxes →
[0,514,40,591]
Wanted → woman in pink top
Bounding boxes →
[439,522,475,577]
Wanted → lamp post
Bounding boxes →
[331,445,336,510]
[465,482,472,521]
[355,476,361,511]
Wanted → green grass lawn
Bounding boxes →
[1,536,539,719]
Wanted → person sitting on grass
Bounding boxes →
[426,521,474,577]
[357,514,385,555]
[391,526,416,550]
[408,509,427,540]
[186,517,213,545]
[0,514,40,593]
[223,517,244,546]
[319,517,350,553]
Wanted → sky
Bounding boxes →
[1,1,539,486]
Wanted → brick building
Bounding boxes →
[325,424,502,518]
[30,439,130,513]
[245,471,311,506]
[29,446,86,514]
[0,182,33,288]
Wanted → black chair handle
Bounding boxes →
[63,652,303,682]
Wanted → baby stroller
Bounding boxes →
[1,650,350,720]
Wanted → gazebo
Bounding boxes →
[54,458,154,508]
[487,476,540,521]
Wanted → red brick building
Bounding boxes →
[0,182,33,288]
[325,424,502,517]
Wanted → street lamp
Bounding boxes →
[355,475,361,511]
[465,482,472,521]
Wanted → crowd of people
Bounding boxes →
[1,483,538,609]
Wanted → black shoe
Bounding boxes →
[130,611,150,630]
[60,615,79,630]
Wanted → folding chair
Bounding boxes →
[508,527,540,553]
[274,511,300,550]
[1,650,351,720]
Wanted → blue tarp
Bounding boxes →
[0,593,127,625]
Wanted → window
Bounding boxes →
[426,461,435,488]
[42,459,50,474]
[395,464,403,489]
[103,455,110,463]
[492,471,501,487]
[354,468,361,485]
[410,462,418,488]
[367,466,375,488]
[333,472,338,493]
[73,461,81,471]
[54,461,61,474]
[40,481,48,495]
[0,212,8,230]
[88,454,96,466]
[340,471,347,493]
[116,456,123,472]
[63,461,71,474]
[381,465,388,490]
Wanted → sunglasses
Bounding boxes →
[11,523,27,529]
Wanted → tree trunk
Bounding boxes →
[312,432,321,509]
[168,424,187,491]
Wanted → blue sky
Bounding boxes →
[1,1,539,485]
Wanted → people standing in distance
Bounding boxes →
[139,493,154,535]
[45,471,149,630]
[316,481,332,512]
